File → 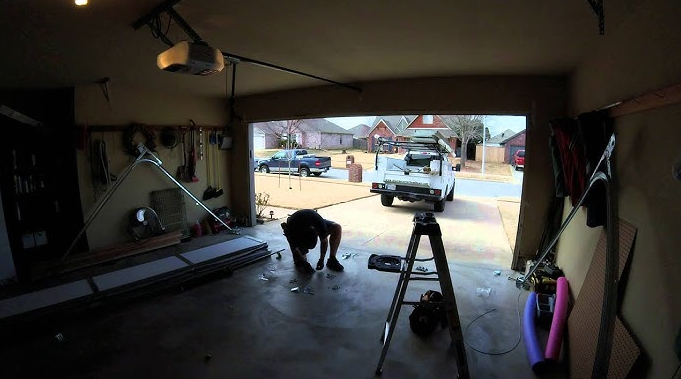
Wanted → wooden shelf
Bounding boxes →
[607,83,681,118]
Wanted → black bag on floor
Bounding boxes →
[409,290,447,337]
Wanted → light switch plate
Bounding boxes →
[21,234,35,249]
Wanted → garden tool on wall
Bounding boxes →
[188,120,199,182]
[213,129,224,198]
[198,126,204,160]
[202,129,217,200]
[220,63,237,150]
[176,126,191,182]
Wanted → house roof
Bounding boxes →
[300,118,354,134]
[487,129,525,144]
[253,119,353,135]
[347,124,371,138]
[252,121,284,134]
[367,115,460,139]
[403,115,457,138]
[367,115,417,137]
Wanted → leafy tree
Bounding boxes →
[441,115,486,168]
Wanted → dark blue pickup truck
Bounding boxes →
[255,149,332,177]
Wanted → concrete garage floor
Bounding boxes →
[0,196,566,379]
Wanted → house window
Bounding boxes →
[423,115,433,124]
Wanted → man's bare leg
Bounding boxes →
[316,237,328,270]
[325,223,344,271]
[328,223,342,259]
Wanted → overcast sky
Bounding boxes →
[325,115,527,137]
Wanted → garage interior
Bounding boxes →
[0,1,680,378]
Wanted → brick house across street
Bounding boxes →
[253,119,354,150]
[363,115,458,154]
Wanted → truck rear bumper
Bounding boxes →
[310,167,330,173]
[370,188,441,202]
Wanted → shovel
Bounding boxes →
[202,130,217,200]
[176,127,191,182]
[188,122,199,182]
[212,129,224,198]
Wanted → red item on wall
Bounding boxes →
[192,221,203,237]
[550,118,587,207]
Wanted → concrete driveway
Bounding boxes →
[254,169,522,265]
[250,194,514,269]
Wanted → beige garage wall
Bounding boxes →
[74,84,229,251]
[234,75,568,269]
[560,0,681,377]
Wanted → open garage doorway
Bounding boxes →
[250,115,526,268]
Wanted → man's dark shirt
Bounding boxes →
[283,209,333,251]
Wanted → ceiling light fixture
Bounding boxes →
[75,0,88,6]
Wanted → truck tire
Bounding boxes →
[446,185,454,201]
[299,167,310,177]
[381,194,394,206]
[434,198,445,212]
[259,165,270,173]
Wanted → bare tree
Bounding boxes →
[441,115,486,168]
[272,119,303,149]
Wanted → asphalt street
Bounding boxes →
[320,167,523,198]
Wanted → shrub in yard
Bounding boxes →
[255,192,270,219]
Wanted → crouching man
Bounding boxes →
[280,209,344,274]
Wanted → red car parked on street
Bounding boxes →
[513,150,525,171]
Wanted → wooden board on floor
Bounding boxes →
[32,231,183,278]
[567,219,640,379]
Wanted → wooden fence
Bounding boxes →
[475,145,505,163]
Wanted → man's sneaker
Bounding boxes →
[295,261,315,274]
[326,257,344,272]
[315,259,324,271]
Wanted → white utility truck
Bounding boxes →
[370,131,460,212]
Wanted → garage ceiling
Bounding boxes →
[0,0,604,98]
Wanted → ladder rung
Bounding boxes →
[412,257,435,262]
[408,277,440,281]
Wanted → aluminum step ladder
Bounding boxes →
[369,212,469,378]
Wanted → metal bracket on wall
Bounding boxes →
[587,0,605,35]
[61,143,240,261]
[132,0,362,93]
